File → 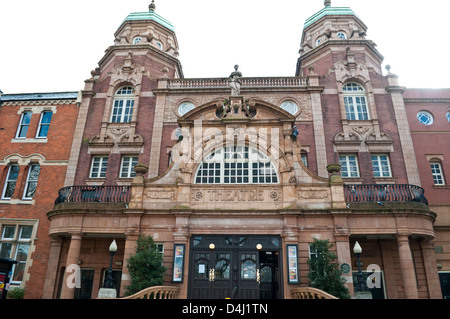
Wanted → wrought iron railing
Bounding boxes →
[54,186,132,205]
[344,184,428,205]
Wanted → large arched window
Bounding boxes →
[343,83,369,120]
[194,146,279,184]
[111,86,135,123]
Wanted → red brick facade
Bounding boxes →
[1,3,448,300]
[0,93,79,298]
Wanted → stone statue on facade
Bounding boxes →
[229,65,242,96]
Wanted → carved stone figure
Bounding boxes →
[229,65,242,96]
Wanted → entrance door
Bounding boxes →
[190,250,233,299]
[238,251,259,299]
[188,235,282,299]
[74,269,94,299]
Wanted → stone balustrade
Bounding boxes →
[291,287,338,299]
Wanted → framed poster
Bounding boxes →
[287,244,299,284]
[172,244,185,283]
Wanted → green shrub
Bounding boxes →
[307,238,350,299]
[124,234,167,296]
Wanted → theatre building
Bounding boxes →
[43,2,444,299]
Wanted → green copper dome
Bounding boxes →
[122,2,175,32]
[304,6,358,28]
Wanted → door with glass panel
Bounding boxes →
[188,235,281,299]
[190,250,233,299]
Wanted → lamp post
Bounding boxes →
[352,241,372,299]
[103,239,117,289]
[353,241,365,293]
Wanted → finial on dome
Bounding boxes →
[324,0,331,7]
[149,0,156,11]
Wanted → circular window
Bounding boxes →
[417,111,433,125]
[337,32,347,39]
[133,37,142,44]
[178,102,195,116]
[156,41,163,50]
[446,111,450,123]
[315,38,322,47]
[280,101,299,115]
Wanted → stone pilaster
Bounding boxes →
[60,233,83,299]
[397,234,419,299]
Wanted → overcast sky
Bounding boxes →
[0,0,448,94]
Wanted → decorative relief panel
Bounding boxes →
[164,95,227,122]
[164,94,312,122]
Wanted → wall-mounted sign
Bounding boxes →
[172,244,185,283]
[287,244,299,284]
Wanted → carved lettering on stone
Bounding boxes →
[299,190,329,199]
[191,188,281,202]
[146,191,175,199]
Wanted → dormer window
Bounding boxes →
[111,86,135,123]
[132,37,142,44]
[337,32,347,39]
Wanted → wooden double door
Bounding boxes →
[188,235,282,299]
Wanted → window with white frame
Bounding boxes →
[120,156,139,178]
[339,154,360,178]
[337,31,347,39]
[2,165,20,199]
[90,156,108,178]
[23,164,41,199]
[195,146,279,184]
[417,111,433,126]
[301,152,308,167]
[133,37,142,44]
[15,111,32,139]
[36,111,53,138]
[371,155,392,178]
[111,86,135,123]
[431,162,445,185]
[0,224,33,283]
[343,83,369,120]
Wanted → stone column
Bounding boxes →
[334,234,354,296]
[148,77,168,178]
[386,74,421,186]
[397,234,419,299]
[119,233,139,296]
[421,240,443,299]
[60,233,83,299]
[42,238,62,299]
[308,72,328,178]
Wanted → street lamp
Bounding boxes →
[353,241,366,293]
[103,239,117,289]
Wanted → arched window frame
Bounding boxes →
[194,146,279,185]
[111,86,135,123]
[343,83,370,120]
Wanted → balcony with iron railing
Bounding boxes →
[51,184,428,210]
[54,185,132,205]
[344,184,428,205]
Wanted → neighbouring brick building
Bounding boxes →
[404,88,450,298]
[0,92,80,299]
[2,1,449,300]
